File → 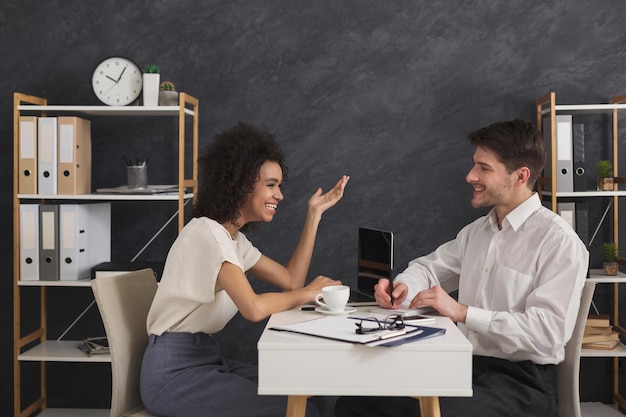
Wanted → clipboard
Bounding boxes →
[269,316,445,347]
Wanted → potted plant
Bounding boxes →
[596,160,614,191]
[142,64,160,106]
[602,242,619,275]
[159,81,178,106]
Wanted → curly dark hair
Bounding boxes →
[468,119,546,188]
[192,122,288,233]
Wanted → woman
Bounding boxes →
[140,122,349,417]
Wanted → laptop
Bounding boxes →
[348,227,394,305]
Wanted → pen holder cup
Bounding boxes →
[127,165,148,189]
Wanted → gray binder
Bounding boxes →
[39,204,59,280]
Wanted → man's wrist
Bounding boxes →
[455,303,468,324]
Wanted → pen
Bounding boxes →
[403,315,429,321]
[388,278,394,307]
[379,329,407,340]
[301,305,316,311]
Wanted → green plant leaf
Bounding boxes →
[143,64,160,74]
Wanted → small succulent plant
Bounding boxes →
[160,81,176,91]
[602,242,618,262]
[143,64,160,74]
[596,160,613,179]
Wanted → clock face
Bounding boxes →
[92,57,142,106]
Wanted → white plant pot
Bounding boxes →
[142,73,160,106]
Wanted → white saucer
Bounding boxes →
[315,306,357,315]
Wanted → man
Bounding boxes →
[335,119,589,417]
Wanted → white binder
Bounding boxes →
[557,202,576,231]
[37,117,58,195]
[19,204,40,280]
[59,203,111,280]
[544,115,574,192]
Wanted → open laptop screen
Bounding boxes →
[357,227,394,296]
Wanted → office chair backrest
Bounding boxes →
[556,280,595,417]
[92,268,158,417]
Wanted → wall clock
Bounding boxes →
[92,56,142,106]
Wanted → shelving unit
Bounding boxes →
[12,92,198,417]
[537,92,626,416]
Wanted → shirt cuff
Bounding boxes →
[465,305,492,334]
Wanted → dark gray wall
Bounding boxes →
[3,1,626,415]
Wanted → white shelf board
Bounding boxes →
[32,409,110,417]
[582,342,626,358]
[18,278,93,287]
[556,103,626,114]
[18,340,111,363]
[588,269,626,283]
[539,103,626,115]
[18,104,194,117]
[541,190,626,198]
[18,192,193,201]
[581,402,625,416]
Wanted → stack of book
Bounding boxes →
[76,337,109,356]
[582,314,620,350]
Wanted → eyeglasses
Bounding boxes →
[354,314,405,334]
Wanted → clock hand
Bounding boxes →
[116,65,127,82]
[103,81,119,96]
[106,75,118,83]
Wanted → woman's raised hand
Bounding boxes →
[308,175,350,217]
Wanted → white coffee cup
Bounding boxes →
[315,285,350,312]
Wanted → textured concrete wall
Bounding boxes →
[2,1,626,414]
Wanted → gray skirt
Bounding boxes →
[140,332,319,417]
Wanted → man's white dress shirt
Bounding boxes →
[395,193,589,364]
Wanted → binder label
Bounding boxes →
[21,211,37,249]
[39,124,55,163]
[41,211,56,250]
[19,121,35,158]
[59,124,75,163]
[61,210,76,249]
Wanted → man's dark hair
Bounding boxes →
[468,119,545,187]
[192,122,287,233]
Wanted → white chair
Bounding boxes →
[92,268,158,417]
[557,280,596,417]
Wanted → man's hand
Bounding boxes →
[409,285,468,323]
[374,279,408,309]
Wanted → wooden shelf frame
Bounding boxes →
[12,92,199,417]
[536,91,626,411]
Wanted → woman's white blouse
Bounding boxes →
[147,217,261,335]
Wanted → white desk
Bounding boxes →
[257,309,473,417]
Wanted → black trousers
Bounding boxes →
[335,355,557,417]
